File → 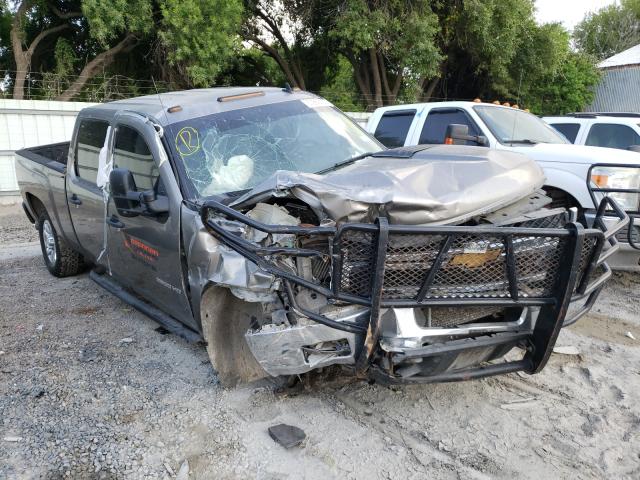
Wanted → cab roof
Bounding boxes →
[78,87,318,126]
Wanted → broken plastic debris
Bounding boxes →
[552,346,580,355]
[626,331,636,340]
[119,337,135,344]
[268,424,306,448]
[175,459,189,480]
[163,462,174,476]
[3,436,23,442]
[500,397,538,410]
[36,324,43,331]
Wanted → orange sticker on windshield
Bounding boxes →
[175,127,200,156]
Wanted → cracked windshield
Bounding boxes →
[167,98,380,197]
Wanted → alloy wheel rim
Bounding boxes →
[42,220,57,265]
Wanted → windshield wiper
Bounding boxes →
[316,151,381,175]
[504,139,539,145]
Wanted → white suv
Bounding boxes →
[544,113,640,152]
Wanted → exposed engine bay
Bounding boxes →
[197,146,616,383]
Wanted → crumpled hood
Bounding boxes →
[231,145,545,225]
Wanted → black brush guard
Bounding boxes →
[201,197,627,382]
[587,163,640,250]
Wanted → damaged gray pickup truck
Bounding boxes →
[15,88,628,386]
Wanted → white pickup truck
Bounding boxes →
[543,113,640,152]
[366,101,640,271]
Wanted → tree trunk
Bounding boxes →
[368,48,383,107]
[10,1,79,100]
[249,36,300,88]
[422,77,440,102]
[253,7,306,89]
[346,54,374,109]
[10,1,30,100]
[56,35,137,101]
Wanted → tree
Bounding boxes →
[243,0,308,89]
[9,1,82,99]
[330,0,441,108]
[7,0,243,101]
[0,1,12,74]
[158,0,244,88]
[422,0,538,102]
[522,52,600,115]
[574,0,640,60]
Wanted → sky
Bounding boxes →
[535,0,619,31]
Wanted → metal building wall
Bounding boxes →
[0,100,97,195]
[586,66,640,113]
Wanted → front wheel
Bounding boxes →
[37,210,84,277]
[200,287,268,387]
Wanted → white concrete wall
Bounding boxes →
[0,100,97,195]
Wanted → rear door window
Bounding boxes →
[113,126,159,192]
[550,123,581,143]
[373,110,416,148]
[419,109,480,145]
[585,123,640,150]
[75,119,109,184]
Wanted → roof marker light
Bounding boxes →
[217,91,265,103]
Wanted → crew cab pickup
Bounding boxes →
[367,101,640,271]
[15,89,625,386]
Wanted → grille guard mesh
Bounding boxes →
[200,197,627,380]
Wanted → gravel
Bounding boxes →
[1,205,639,479]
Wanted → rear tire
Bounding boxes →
[200,287,268,387]
[37,210,84,277]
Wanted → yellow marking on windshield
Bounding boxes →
[175,127,200,156]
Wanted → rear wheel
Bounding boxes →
[37,210,84,277]
[200,287,268,387]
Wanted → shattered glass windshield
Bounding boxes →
[166,98,381,197]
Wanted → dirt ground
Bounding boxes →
[1,204,639,480]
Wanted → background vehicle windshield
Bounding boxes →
[166,99,381,197]
[474,106,568,145]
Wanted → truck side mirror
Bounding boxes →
[444,124,488,146]
[140,189,169,215]
[444,124,469,144]
[110,168,142,216]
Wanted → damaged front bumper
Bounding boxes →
[201,197,627,384]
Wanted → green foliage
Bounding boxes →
[574,0,640,60]
[319,54,364,111]
[82,0,154,46]
[0,0,12,71]
[217,45,286,87]
[332,0,442,83]
[520,53,601,115]
[454,0,535,87]
[160,0,243,86]
[53,38,77,76]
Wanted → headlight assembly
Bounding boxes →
[590,166,640,212]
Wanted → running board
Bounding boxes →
[89,270,202,343]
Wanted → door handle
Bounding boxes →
[107,215,125,229]
[69,194,82,205]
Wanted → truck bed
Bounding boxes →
[16,142,69,173]
[15,141,76,249]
